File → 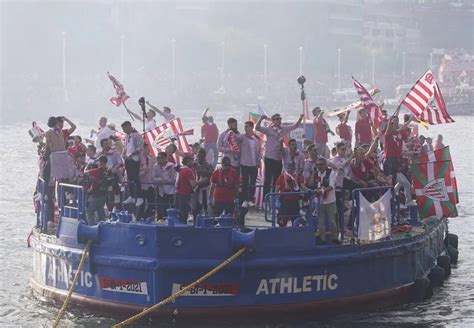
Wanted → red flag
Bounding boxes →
[352,77,383,128]
[411,160,458,219]
[107,72,129,107]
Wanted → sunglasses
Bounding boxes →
[273,117,281,121]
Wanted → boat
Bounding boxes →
[29,178,459,324]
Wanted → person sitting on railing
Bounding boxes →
[153,152,177,220]
[275,163,304,227]
[84,156,113,225]
[305,157,339,244]
[210,156,240,217]
[175,156,197,223]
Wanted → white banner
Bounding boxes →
[358,190,392,242]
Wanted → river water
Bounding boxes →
[0,112,473,327]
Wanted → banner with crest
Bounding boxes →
[411,160,458,219]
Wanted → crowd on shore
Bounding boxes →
[35,102,446,243]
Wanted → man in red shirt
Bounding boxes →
[335,112,352,155]
[210,156,240,217]
[312,107,332,157]
[201,116,219,168]
[175,156,197,223]
[383,116,405,186]
[355,108,373,147]
[84,156,113,225]
[275,163,304,227]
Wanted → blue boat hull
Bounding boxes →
[29,217,448,319]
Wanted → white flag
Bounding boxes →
[358,190,392,241]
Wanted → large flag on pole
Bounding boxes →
[411,160,458,219]
[352,78,383,128]
[144,117,191,161]
[107,72,129,106]
[416,146,459,203]
[401,70,454,125]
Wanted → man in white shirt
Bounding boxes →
[121,121,144,206]
[94,117,114,152]
[307,157,338,243]
[153,152,177,219]
[328,142,351,236]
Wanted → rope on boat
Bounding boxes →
[52,240,92,328]
[112,247,247,328]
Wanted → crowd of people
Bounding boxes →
[35,101,446,244]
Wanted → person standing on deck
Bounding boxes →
[217,118,241,169]
[175,156,197,223]
[238,121,261,208]
[283,138,305,178]
[312,107,332,158]
[84,156,112,225]
[210,156,240,216]
[55,116,76,144]
[153,152,176,220]
[307,157,338,244]
[93,117,114,152]
[355,108,375,147]
[201,116,219,168]
[121,121,144,206]
[434,134,445,150]
[256,113,303,198]
[335,112,352,156]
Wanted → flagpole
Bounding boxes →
[171,39,176,89]
[263,43,267,95]
[337,48,341,91]
[122,103,135,121]
[61,31,68,102]
[120,35,125,82]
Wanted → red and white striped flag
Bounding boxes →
[144,117,191,160]
[418,82,454,125]
[352,77,383,128]
[401,70,435,117]
[402,71,454,125]
[107,72,129,107]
